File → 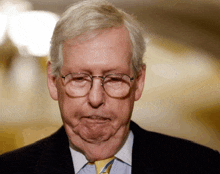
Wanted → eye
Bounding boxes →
[72,76,86,81]
[71,75,91,83]
[109,76,122,81]
[66,74,91,88]
[104,74,131,88]
[63,73,91,85]
[104,75,124,85]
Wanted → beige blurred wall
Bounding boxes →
[133,36,220,151]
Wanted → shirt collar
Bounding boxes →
[69,131,134,174]
[115,130,133,166]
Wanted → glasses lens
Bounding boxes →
[104,74,131,97]
[63,73,132,98]
[64,73,91,97]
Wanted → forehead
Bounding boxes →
[62,26,133,74]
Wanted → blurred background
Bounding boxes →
[0,0,220,154]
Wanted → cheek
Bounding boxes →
[58,97,85,128]
[57,86,67,114]
[56,85,79,123]
[112,98,134,124]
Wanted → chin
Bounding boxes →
[73,123,116,144]
[65,119,130,161]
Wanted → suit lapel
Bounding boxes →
[130,121,161,174]
[34,127,75,174]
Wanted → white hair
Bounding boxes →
[50,0,146,77]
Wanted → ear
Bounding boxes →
[134,64,146,101]
[47,61,58,100]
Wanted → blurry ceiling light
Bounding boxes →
[8,11,59,57]
[0,0,32,45]
[0,0,32,16]
[0,14,7,45]
[0,0,32,71]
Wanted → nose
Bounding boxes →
[88,77,104,108]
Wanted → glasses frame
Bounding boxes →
[60,72,135,98]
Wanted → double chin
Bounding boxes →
[66,122,129,161]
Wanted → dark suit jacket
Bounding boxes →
[0,121,219,174]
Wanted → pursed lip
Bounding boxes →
[81,115,111,123]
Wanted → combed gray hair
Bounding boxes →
[50,0,146,77]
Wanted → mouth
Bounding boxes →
[82,115,110,123]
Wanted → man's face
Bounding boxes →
[47,26,145,161]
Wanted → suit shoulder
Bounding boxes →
[150,131,220,172]
[0,137,45,173]
[0,127,65,173]
[142,126,219,154]
[131,121,219,154]
[131,121,220,172]
[1,135,47,160]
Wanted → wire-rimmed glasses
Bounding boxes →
[61,73,134,98]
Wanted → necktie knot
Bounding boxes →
[94,156,115,174]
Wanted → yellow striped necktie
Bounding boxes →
[94,156,115,174]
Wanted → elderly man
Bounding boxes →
[0,0,219,173]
